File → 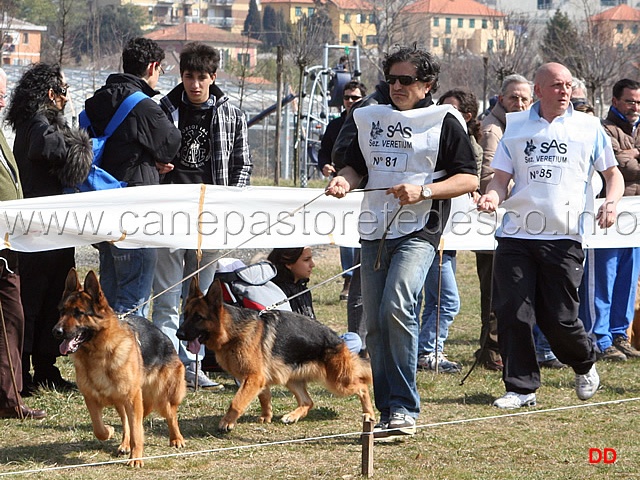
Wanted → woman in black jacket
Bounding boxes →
[6,63,92,395]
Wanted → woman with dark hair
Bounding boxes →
[267,247,362,353]
[437,87,483,176]
[7,63,92,395]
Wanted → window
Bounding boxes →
[482,19,488,29]
[617,23,623,34]
[341,33,350,43]
[617,42,623,50]
[633,24,639,34]
[237,53,250,67]
[487,39,494,52]
[445,18,451,34]
[538,0,552,9]
[444,38,451,47]
[356,13,363,24]
[344,13,351,23]
[458,18,463,28]
[295,6,302,16]
[22,33,28,44]
[499,39,506,49]
[433,17,439,27]
[433,37,440,47]
[469,18,475,28]
[494,19,500,29]
[308,8,314,16]
[369,14,375,23]
[366,34,378,45]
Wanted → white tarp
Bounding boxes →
[0,184,638,252]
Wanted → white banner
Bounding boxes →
[0,184,638,252]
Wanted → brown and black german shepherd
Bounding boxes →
[177,278,375,432]
[53,269,186,467]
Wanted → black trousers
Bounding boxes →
[474,251,500,360]
[19,248,75,379]
[0,250,24,408]
[492,238,595,394]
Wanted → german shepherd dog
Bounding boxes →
[177,278,375,432]
[53,269,186,467]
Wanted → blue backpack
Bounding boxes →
[65,91,147,193]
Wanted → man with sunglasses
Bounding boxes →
[326,45,477,439]
[83,37,181,316]
[578,78,640,363]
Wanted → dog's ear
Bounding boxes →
[204,278,223,310]
[64,268,81,294]
[84,270,107,305]
[188,276,203,299]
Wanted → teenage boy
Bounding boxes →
[154,42,252,390]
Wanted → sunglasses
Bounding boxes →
[343,95,362,101]
[385,75,422,86]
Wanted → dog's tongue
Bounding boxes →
[187,339,201,355]
[59,338,77,355]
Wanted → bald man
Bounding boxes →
[477,63,624,409]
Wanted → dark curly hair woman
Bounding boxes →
[6,63,92,395]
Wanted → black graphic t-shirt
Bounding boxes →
[169,105,214,185]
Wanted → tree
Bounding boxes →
[71,4,144,63]
[243,0,261,40]
[539,10,580,65]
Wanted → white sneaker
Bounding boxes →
[575,364,599,400]
[492,391,536,409]
[185,362,224,391]
[417,352,462,373]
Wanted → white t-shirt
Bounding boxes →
[492,102,617,241]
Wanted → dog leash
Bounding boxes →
[261,263,361,314]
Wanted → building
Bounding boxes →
[402,0,508,56]
[95,0,252,34]
[325,0,376,47]
[0,17,47,66]
[145,22,260,70]
[591,4,640,51]
[259,0,318,24]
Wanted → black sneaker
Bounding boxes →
[538,358,567,369]
[387,412,416,436]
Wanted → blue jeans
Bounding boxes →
[534,325,557,362]
[417,252,460,355]
[340,246,358,278]
[579,247,640,351]
[152,248,218,364]
[97,242,157,317]
[361,236,434,422]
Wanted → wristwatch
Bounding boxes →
[420,185,433,200]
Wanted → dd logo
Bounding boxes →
[588,448,617,464]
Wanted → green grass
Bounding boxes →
[2,189,640,478]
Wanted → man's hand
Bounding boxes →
[386,184,423,205]
[156,162,174,175]
[322,164,336,177]
[477,190,500,212]
[326,176,351,198]
[596,200,617,229]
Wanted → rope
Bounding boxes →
[1,395,638,477]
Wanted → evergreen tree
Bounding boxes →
[243,0,261,40]
[540,10,580,65]
[262,5,278,48]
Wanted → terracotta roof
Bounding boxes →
[405,0,505,17]
[329,0,373,10]
[591,4,640,22]
[146,23,260,45]
[260,0,317,5]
